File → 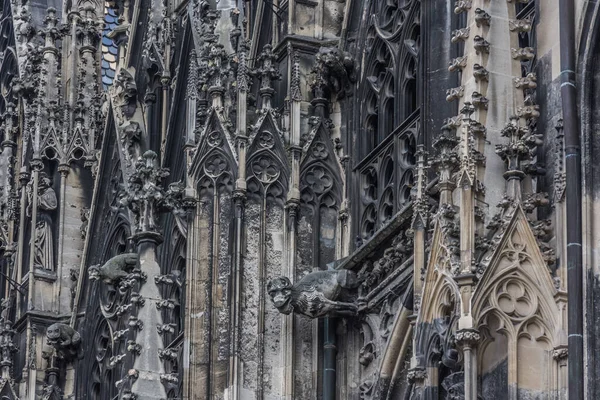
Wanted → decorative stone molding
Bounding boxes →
[455,329,481,348]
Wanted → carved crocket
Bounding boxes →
[267,269,360,318]
[46,323,83,360]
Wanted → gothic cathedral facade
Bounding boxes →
[0,0,598,399]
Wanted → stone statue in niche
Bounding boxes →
[267,269,360,318]
[27,173,57,271]
[45,323,83,361]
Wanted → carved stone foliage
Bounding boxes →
[356,228,413,296]
[357,118,417,241]
[357,0,420,155]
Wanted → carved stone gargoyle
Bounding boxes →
[267,269,360,318]
[311,46,357,100]
[46,323,83,361]
[89,253,143,291]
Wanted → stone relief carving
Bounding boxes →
[267,270,360,318]
[26,173,57,271]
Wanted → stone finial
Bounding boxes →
[236,40,250,93]
[288,42,302,102]
[120,150,185,234]
[431,123,460,201]
[250,44,281,109]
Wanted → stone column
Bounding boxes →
[120,150,186,399]
[456,329,480,400]
[130,231,168,399]
[53,164,69,313]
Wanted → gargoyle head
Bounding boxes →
[45,323,63,345]
[88,264,101,281]
[267,276,293,315]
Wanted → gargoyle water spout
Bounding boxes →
[267,269,360,318]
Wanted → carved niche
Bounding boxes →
[26,173,58,271]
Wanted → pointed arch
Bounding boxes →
[300,122,343,211]
[190,111,238,196]
[417,223,461,325]
[246,112,289,204]
[472,207,562,398]
[472,208,560,331]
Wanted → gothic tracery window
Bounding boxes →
[355,0,420,242]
